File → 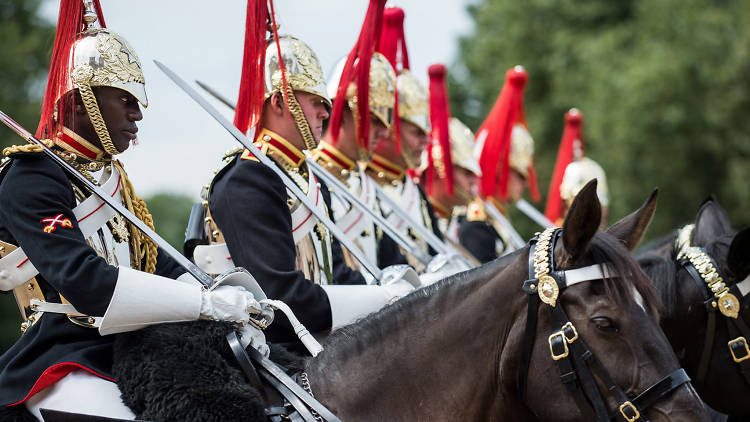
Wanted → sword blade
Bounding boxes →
[306,159,432,265]
[195,80,237,111]
[484,201,527,251]
[0,109,214,287]
[155,61,383,282]
[516,198,557,228]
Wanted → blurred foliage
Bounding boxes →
[145,192,194,251]
[0,0,54,150]
[448,0,750,239]
[0,0,54,353]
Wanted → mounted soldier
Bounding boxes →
[545,108,610,228]
[0,1,268,419]
[195,0,418,354]
[460,65,540,263]
[365,7,444,272]
[310,6,404,280]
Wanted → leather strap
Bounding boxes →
[246,346,341,422]
[628,369,690,415]
[226,332,267,401]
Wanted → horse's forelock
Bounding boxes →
[589,232,664,320]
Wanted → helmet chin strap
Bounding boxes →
[73,69,120,156]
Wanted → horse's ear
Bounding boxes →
[562,179,601,261]
[727,227,750,281]
[693,197,733,246]
[606,188,659,251]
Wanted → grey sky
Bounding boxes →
[41,0,475,198]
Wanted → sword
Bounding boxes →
[156,61,384,282]
[195,80,237,111]
[306,159,432,265]
[0,109,214,287]
[516,198,557,228]
[484,200,526,251]
[194,79,444,268]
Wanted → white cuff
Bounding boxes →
[193,243,236,275]
[99,267,203,335]
[321,285,389,330]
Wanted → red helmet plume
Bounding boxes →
[426,64,454,196]
[36,0,106,138]
[544,108,584,222]
[328,0,387,151]
[378,7,409,72]
[233,0,272,135]
[476,66,537,201]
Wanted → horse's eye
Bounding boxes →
[591,316,619,333]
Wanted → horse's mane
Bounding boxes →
[588,232,663,320]
[313,232,662,365]
[637,228,736,318]
[636,231,680,317]
[313,249,523,365]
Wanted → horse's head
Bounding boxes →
[664,198,750,416]
[522,181,707,422]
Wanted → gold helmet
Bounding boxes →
[327,52,396,129]
[397,70,430,134]
[559,157,610,207]
[509,124,534,178]
[448,118,481,176]
[39,1,146,156]
[264,36,330,108]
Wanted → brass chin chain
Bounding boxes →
[76,80,120,156]
[280,86,318,151]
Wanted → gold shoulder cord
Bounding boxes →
[111,161,157,274]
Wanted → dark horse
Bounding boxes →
[637,199,750,420]
[300,183,707,421]
[106,182,708,421]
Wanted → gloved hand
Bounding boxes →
[238,323,270,357]
[199,284,263,324]
[380,265,422,303]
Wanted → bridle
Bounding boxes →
[675,224,750,389]
[518,228,690,422]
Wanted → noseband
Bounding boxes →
[675,224,750,388]
[518,228,690,422]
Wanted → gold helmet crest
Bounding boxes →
[265,36,330,108]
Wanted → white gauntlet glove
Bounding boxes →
[199,284,263,324]
[380,265,422,302]
[238,324,270,357]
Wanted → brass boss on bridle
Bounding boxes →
[519,228,690,422]
[675,224,750,388]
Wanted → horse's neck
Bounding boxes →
[305,253,529,420]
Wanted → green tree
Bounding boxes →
[0,0,54,149]
[449,0,750,238]
[0,0,54,353]
[145,192,195,251]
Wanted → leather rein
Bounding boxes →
[518,228,690,422]
[675,224,750,389]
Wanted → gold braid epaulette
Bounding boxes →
[2,140,54,157]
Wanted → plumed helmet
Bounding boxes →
[70,29,147,107]
[327,52,396,129]
[559,157,609,207]
[265,36,330,108]
[448,118,481,176]
[397,70,430,134]
[509,124,534,178]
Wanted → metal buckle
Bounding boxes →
[549,332,569,360]
[562,321,578,343]
[249,314,270,330]
[618,401,640,422]
[729,337,750,363]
